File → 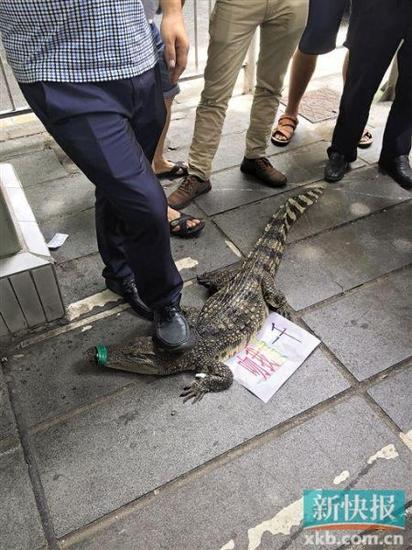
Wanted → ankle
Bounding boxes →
[284,109,299,119]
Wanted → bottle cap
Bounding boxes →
[95,345,108,367]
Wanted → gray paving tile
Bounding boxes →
[304,269,412,380]
[357,126,385,165]
[0,70,13,112]
[26,174,94,223]
[56,253,106,306]
[276,201,412,310]
[0,445,45,550]
[44,205,238,284]
[194,141,363,216]
[170,206,240,281]
[30,344,348,536]
[368,366,412,432]
[0,369,16,441]
[9,309,151,428]
[167,94,254,151]
[41,209,97,264]
[10,272,347,432]
[0,314,8,337]
[0,135,46,161]
[167,110,322,177]
[9,283,207,426]
[0,45,28,110]
[61,397,412,549]
[8,149,68,188]
[213,167,411,254]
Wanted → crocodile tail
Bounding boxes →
[247,184,326,274]
[283,184,325,232]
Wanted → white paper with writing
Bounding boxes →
[225,312,320,403]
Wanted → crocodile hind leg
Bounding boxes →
[197,267,239,294]
[180,360,234,403]
[262,274,292,320]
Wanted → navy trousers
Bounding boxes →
[20,68,183,310]
[330,0,412,163]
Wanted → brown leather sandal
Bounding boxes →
[271,115,299,147]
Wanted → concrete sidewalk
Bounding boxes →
[0,66,411,549]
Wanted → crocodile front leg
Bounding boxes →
[197,267,239,294]
[180,360,234,403]
[262,274,292,320]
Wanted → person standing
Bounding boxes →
[272,0,373,149]
[167,0,309,211]
[0,0,194,352]
[325,0,412,189]
[142,0,205,238]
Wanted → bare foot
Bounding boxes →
[154,158,175,174]
[168,207,201,233]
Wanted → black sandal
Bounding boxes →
[157,161,189,180]
[169,213,205,238]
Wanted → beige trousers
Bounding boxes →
[188,0,308,180]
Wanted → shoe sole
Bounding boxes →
[168,185,212,210]
[240,165,287,187]
[271,136,291,147]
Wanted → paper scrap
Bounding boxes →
[225,312,320,403]
[47,233,69,250]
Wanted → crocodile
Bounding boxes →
[87,185,325,403]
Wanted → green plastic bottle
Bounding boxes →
[87,342,161,375]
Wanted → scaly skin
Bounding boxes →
[87,185,325,403]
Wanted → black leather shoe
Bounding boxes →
[153,302,195,353]
[106,278,153,321]
[324,151,349,183]
[379,155,412,190]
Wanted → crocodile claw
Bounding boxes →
[180,380,206,404]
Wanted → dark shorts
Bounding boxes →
[299,0,350,55]
[150,22,180,99]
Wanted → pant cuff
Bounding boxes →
[328,145,357,163]
[150,285,183,311]
[188,164,210,181]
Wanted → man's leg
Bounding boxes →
[94,68,167,311]
[240,0,307,184]
[245,0,309,160]
[283,51,318,120]
[20,77,182,310]
[189,2,259,180]
[380,32,412,162]
[153,96,174,174]
[167,0,260,209]
[328,2,403,168]
[379,23,412,190]
[272,0,346,146]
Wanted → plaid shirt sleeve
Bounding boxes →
[0,0,157,83]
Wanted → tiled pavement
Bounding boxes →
[0,90,411,550]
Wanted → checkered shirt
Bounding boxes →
[0,0,157,83]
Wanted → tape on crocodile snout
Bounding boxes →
[96,345,108,367]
